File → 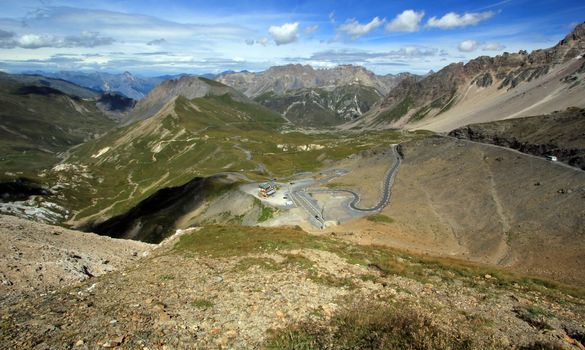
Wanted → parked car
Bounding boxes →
[546,155,558,161]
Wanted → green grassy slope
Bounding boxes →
[44,93,418,225]
[0,76,116,176]
[255,85,381,127]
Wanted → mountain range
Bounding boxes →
[0,73,117,174]
[0,22,583,285]
[23,70,190,100]
[349,23,585,131]
[216,64,415,127]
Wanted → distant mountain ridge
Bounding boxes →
[350,22,585,131]
[23,71,191,100]
[255,84,382,127]
[217,64,415,126]
[216,64,411,97]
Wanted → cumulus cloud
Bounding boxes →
[304,25,318,34]
[0,31,115,49]
[427,11,495,29]
[458,40,478,52]
[339,17,384,39]
[268,22,299,45]
[147,38,166,46]
[386,10,425,32]
[483,42,505,51]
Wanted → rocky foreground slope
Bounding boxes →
[1,222,585,349]
[0,215,152,300]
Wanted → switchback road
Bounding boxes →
[289,144,402,228]
[318,144,402,212]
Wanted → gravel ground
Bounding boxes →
[1,222,584,349]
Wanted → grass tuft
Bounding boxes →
[265,300,492,350]
[367,214,394,224]
[191,299,214,310]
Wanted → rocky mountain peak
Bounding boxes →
[368,24,585,129]
[563,22,585,44]
[216,64,411,97]
[123,76,248,125]
[266,64,315,74]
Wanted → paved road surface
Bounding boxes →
[289,144,402,227]
[327,145,402,212]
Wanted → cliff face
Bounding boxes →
[217,65,416,127]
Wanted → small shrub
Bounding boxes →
[258,206,275,222]
[513,306,553,330]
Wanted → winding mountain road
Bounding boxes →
[289,144,402,227]
[329,144,402,212]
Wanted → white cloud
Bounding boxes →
[1,31,115,49]
[386,10,425,32]
[427,11,495,29]
[268,22,299,45]
[339,17,384,39]
[458,40,478,52]
[483,42,505,51]
[257,37,269,46]
[304,25,318,34]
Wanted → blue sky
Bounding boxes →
[0,0,583,76]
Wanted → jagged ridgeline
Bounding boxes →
[356,23,585,131]
[216,64,415,127]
